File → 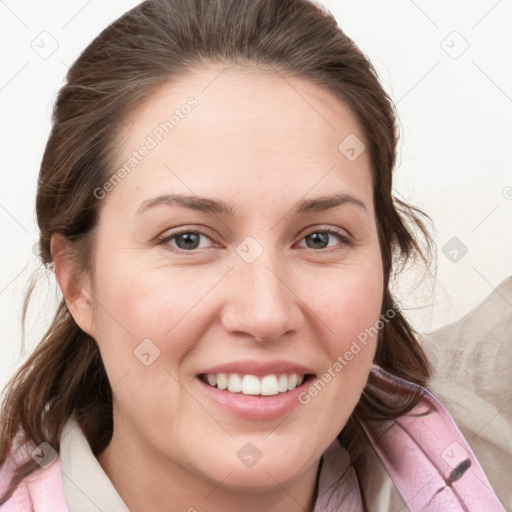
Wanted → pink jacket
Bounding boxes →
[0,366,506,511]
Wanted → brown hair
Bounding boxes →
[0,0,434,503]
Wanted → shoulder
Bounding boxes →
[421,275,512,508]
[0,439,68,511]
[0,447,30,511]
[360,365,507,511]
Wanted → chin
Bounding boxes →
[196,438,316,491]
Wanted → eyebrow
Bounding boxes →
[136,192,368,216]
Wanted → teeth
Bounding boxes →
[203,372,306,395]
[227,374,242,393]
[287,374,298,391]
[241,375,260,395]
[217,373,228,390]
[260,375,279,395]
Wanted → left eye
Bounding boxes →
[297,228,351,250]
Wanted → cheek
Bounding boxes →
[288,261,384,455]
[337,276,383,344]
[310,261,384,350]
[91,252,195,335]
[89,254,218,394]
[303,257,384,397]
[89,266,195,416]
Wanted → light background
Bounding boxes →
[1,0,511,391]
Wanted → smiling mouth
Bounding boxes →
[199,372,313,396]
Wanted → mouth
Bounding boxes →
[199,372,313,396]
[195,365,316,420]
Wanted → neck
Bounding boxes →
[97,431,321,512]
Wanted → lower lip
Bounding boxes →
[195,376,313,421]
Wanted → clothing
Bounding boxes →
[420,275,512,507]
[0,365,505,511]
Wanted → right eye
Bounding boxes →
[157,227,219,253]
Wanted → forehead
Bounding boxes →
[105,64,373,217]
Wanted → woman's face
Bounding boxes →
[73,65,384,495]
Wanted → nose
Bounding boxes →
[220,248,303,343]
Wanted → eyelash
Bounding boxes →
[156,226,353,254]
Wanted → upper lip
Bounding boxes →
[198,360,314,377]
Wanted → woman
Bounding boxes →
[0,0,505,510]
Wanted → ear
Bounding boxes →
[51,233,97,339]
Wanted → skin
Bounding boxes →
[53,64,384,512]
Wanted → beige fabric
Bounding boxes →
[421,275,512,510]
[356,446,408,511]
[60,419,130,511]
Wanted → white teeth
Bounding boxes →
[241,375,260,395]
[287,373,298,391]
[227,374,242,393]
[260,375,279,395]
[277,375,288,393]
[203,372,306,395]
[216,373,228,390]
